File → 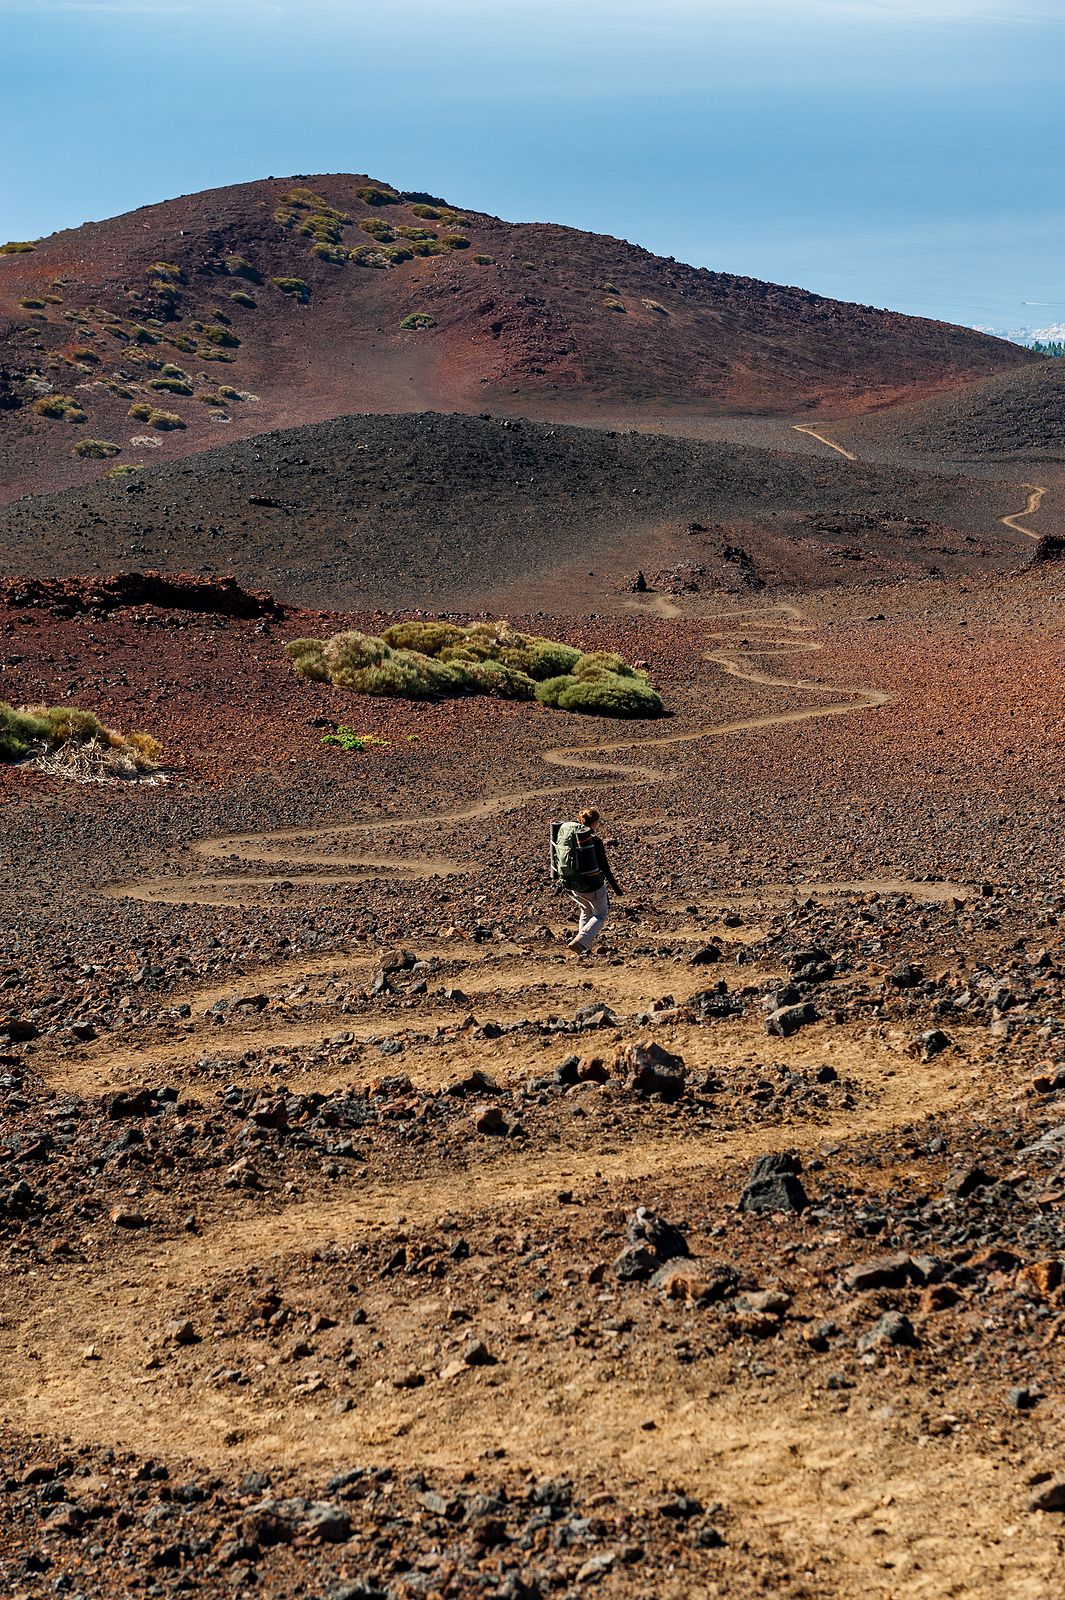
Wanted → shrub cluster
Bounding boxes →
[285,622,664,717]
[34,394,86,423]
[71,439,120,460]
[399,313,435,331]
[272,277,310,301]
[128,401,185,430]
[0,703,162,779]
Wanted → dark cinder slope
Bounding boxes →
[0,412,1026,609]
[841,357,1065,461]
[0,172,1037,502]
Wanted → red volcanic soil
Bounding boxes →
[0,172,1037,502]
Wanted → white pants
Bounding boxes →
[569,884,610,950]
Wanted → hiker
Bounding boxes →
[550,806,623,955]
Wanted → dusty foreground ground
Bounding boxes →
[0,567,1063,1600]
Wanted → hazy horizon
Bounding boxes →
[3,0,1063,340]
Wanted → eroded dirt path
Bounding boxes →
[104,606,893,908]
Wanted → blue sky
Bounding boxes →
[2,0,1063,337]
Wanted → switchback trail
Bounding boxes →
[106,604,894,907]
[791,425,1049,542]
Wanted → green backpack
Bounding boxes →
[550,820,598,887]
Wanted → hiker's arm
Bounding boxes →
[595,837,623,894]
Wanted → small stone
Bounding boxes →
[857,1311,916,1351]
[739,1152,809,1215]
[765,1001,817,1038]
[1006,1387,1038,1411]
[110,1208,148,1229]
[912,1028,951,1061]
[472,1103,508,1135]
[463,1339,495,1367]
[613,1040,686,1099]
[165,1319,199,1346]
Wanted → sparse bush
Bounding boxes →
[355,186,399,206]
[34,394,86,422]
[311,243,347,263]
[43,293,64,304]
[103,463,140,479]
[272,277,310,301]
[441,234,470,251]
[395,226,436,242]
[547,676,665,718]
[71,438,120,460]
[228,289,258,307]
[148,261,183,282]
[225,255,261,281]
[473,254,494,265]
[384,245,413,264]
[399,313,435,330]
[361,218,395,241]
[101,379,134,398]
[127,401,184,429]
[18,298,45,310]
[0,702,162,777]
[641,298,669,314]
[284,638,329,681]
[381,621,465,655]
[603,296,626,312]
[67,346,100,366]
[201,323,239,348]
[149,376,193,394]
[348,246,390,269]
[405,239,442,257]
[321,727,390,752]
[409,204,441,219]
[0,241,35,254]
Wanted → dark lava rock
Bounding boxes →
[857,1311,917,1351]
[613,1040,687,1099]
[625,1204,690,1261]
[739,1152,809,1215]
[765,1001,817,1038]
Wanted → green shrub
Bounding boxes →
[409,204,440,219]
[603,296,626,312]
[0,705,50,759]
[355,186,399,206]
[33,394,85,422]
[473,254,494,265]
[500,637,582,680]
[321,727,390,752]
[534,672,664,717]
[441,234,470,251]
[101,379,134,398]
[573,650,631,680]
[361,218,395,241]
[128,401,184,429]
[0,241,35,254]
[381,621,465,655]
[399,313,435,330]
[406,239,442,257]
[322,631,389,683]
[465,660,536,699]
[0,702,161,772]
[284,638,329,682]
[348,245,390,268]
[225,255,261,281]
[272,277,310,301]
[311,242,347,263]
[229,289,257,308]
[148,261,183,282]
[201,323,239,347]
[149,376,193,394]
[18,298,46,310]
[43,293,64,304]
[103,463,140,479]
[71,438,120,460]
[395,226,436,242]
[641,298,668,314]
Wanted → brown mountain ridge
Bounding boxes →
[0,172,1037,502]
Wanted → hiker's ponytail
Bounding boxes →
[579,807,600,828]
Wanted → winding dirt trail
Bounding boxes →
[791,424,859,461]
[106,605,894,908]
[1000,482,1047,540]
[792,425,1050,545]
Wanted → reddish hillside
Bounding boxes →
[0,172,1036,501]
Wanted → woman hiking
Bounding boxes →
[550,806,623,956]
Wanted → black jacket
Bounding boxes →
[581,834,621,894]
